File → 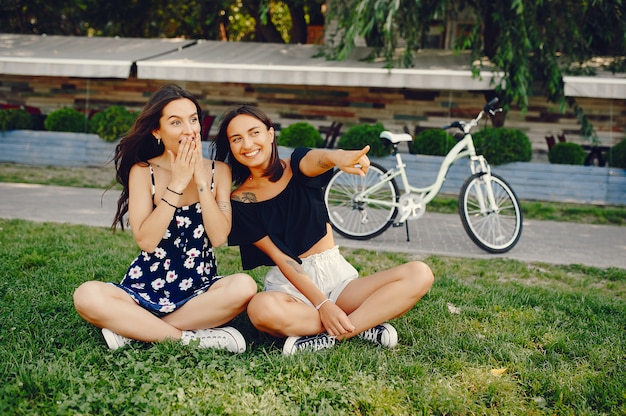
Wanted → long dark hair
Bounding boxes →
[111,84,203,230]
[214,104,282,186]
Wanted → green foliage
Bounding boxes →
[277,122,323,148]
[410,129,456,155]
[326,1,626,138]
[337,122,389,157]
[0,108,33,131]
[89,105,137,142]
[548,142,587,165]
[44,108,87,133]
[608,138,626,169]
[472,127,532,165]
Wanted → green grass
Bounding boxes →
[1,163,624,225]
[1,219,624,415]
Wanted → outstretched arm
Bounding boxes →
[298,146,371,178]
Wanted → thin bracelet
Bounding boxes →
[315,298,332,310]
[166,186,183,195]
[161,197,178,209]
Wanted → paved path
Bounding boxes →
[1,182,624,269]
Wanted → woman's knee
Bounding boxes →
[405,261,434,293]
[222,273,258,303]
[73,281,109,317]
[247,293,285,329]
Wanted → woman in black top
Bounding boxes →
[215,105,434,355]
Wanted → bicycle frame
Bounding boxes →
[355,109,498,223]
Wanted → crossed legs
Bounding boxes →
[247,260,433,339]
[73,273,257,343]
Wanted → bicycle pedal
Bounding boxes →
[392,222,405,228]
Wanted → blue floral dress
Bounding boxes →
[114,164,221,316]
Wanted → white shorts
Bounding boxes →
[264,246,358,306]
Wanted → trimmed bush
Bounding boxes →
[472,127,532,165]
[608,138,626,169]
[89,105,137,142]
[548,142,586,165]
[277,122,323,148]
[337,122,388,157]
[44,108,87,133]
[410,129,456,155]
[0,108,33,131]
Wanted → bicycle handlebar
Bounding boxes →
[484,97,499,116]
[441,98,502,131]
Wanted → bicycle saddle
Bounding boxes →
[379,131,412,143]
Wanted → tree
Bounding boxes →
[1,0,324,43]
[325,0,626,138]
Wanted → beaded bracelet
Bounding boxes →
[315,298,332,310]
[166,186,183,195]
[161,197,178,209]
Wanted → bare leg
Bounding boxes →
[73,273,257,342]
[335,260,433,340]
[247,291,324,337]
[163,273,257,330]
[73,281,182,342]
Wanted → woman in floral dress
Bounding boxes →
[73,84,257,353]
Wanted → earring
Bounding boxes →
[156,136,161,145]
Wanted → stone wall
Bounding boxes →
[1,75,625,162]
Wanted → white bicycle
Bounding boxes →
[324,98,523,253]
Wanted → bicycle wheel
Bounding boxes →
[458,172,522,253]
[324,162,399,240]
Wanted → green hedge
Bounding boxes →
[337,122,388,157]
[548,142,586,165]
[277,122,323,148]
[89,105,137,142]
[608,138,626,169]
[472,127,532,165]
[410,129,456,155]
[0,108,33,131]
[44,108,88,133]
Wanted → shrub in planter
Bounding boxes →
[277,122,323,148]
[410,129,456,155]
[337,122,388,157]
[608,138,626,169]
[89,105,137,142]
[548,142,586,165]
[44,108,88,133]
[0,108,33,131]
[472,127,532,165]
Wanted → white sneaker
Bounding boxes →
[102,328,132,350]
[357,323,398,348]
[181,326,246,354]
[282,333,337,356]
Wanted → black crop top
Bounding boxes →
[229,147,333,270]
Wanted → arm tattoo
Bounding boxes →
[217,200,231,212]
[232,192,258,203]
[199,186,205,193]
[286,259,306,275]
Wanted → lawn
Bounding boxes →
[1,219,624,415]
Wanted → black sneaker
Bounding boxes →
[282,333,336,355]
[357,323,398,348]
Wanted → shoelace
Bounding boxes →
[297,335,336,351]
[358,326,382,343]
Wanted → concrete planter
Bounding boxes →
[0,130,117,167]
